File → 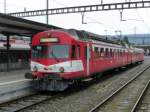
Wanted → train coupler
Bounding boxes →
[25,72,36,79]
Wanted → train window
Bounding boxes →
[32,45,48,58]
[120,50,122,56]
[116,49,118,58]
[77,45,80,58]
[110,49,113,58]
[84,46,87,59]
[94,47,99,59]
[114,49,117,59]
[50,45,69,58]
[113,49,115,59]
[123,50,125,56]
[116,49,118,59]
[32,45,69,59]
[72,45,76,58]
[115,49,117,58]
[118,49,120,58]
[105,48,109,58]
[100,48,104,59]
[84,45,91,60]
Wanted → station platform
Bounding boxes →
[0,69,34,104]
[0,69,29,83]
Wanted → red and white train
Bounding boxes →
[25,29,144,91]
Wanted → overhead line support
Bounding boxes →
[8,1,150,17]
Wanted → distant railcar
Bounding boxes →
[26,29,144,91]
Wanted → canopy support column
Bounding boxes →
[6,34,10,72]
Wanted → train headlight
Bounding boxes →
[44,67,48,70]
[59,67,64,73]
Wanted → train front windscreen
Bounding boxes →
[31,45,69,59]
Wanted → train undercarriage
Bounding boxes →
[25,72,74,91]
[33,79,70,91]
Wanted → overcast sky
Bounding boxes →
[1,0,150,35]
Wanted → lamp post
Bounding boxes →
[104,30,107,40]
[134,26,136,44]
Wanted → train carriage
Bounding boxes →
[26,29,144,91]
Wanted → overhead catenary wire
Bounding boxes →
[49,0,116,33]
[5,0,149,35]
[135,9,150,32]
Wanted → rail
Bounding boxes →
[89,65,150,112]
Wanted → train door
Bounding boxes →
[85,43,91,76]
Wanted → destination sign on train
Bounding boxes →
[40,38,59,43]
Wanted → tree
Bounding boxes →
[123,36,130,44]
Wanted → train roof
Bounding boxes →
[58,29,121,45]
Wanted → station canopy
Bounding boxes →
[0,13,61,36]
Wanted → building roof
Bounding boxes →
[0,13,61,36]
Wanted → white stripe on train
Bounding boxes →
[31,60,84,73]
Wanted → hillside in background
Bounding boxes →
[125,34,150,45]
[109,34,150,45]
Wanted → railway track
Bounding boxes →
[89,65,150,112]
[134,79,150,112]
[0,63,149,112]
[0,93,60,112]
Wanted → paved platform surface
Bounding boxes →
[0,69,29,83]
[0,69,33,104]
